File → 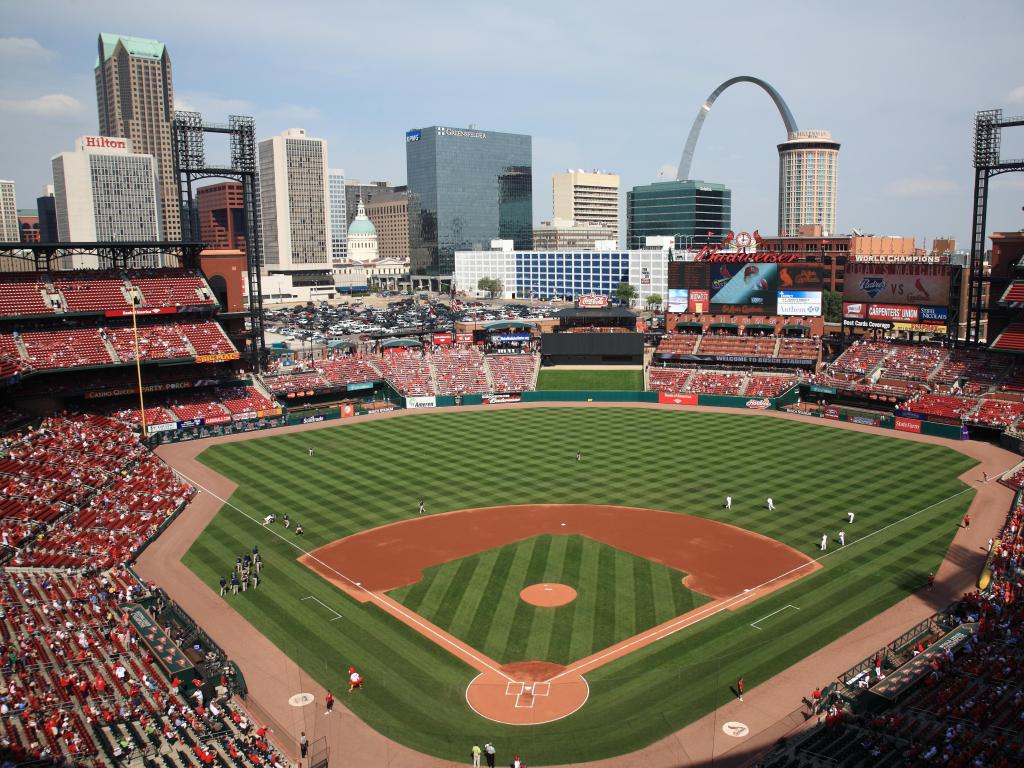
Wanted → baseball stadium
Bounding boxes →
[1,221,1023,768]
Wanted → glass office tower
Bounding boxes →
[626,179,731,250]
[406,126,532,275]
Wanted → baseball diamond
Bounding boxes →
[174,406,978,764]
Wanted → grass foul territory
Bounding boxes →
[183,407,975,764]
[536,368,644,391]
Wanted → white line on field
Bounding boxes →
[750,604,799,630]
[301,595,343,621]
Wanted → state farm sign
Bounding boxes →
[79,135,131,152]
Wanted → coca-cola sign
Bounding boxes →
[578,295,609,308]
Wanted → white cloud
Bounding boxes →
[885,177,957,197]
[0,37,55,60]
[1007,85,1024,104]
[0,93,83,116]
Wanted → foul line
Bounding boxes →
[547,485,975,683]
[750,604,799,630]
[172,469,514,683]
[301,595,343,621]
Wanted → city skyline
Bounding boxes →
[1,0,1022,248]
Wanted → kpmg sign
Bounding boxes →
[436,126,487,139]
[405,130,421,143]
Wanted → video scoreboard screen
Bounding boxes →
[668,260,823,316]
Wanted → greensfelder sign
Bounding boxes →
[126,605,194,679]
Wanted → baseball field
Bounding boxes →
[182,407,976,763]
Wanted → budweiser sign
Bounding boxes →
[695,250,802,263]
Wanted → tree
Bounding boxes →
[477,276,504,299]
[822,290,842,323]
[645,293,663,311]
[614,282,639,307]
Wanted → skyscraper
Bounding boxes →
[365,191,411,262]
[626,179,731,250]
[777,130,839,237]
[51,136,160,265]
[196,182,247,252]
[344,180,404,228]
[257,128,331,272]
[406,125,532,275]
[0,181,18,242]
[552,170,619,242]
[94,33,178,240]
[37,186,58,243]
[328,169,347,265]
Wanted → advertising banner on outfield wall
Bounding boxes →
[658,392,699,406]
[667,288,689,313]
[406,396,437,409]
[894,417,922,433]
[482,393,521,404]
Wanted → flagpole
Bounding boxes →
[130,292,148,437]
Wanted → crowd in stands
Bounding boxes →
[0,269,215,318]
[757,494,1024,768]
[260,349,539,398]
[649,367,797,397]
[655,332,820,362]
[0,411,293,766]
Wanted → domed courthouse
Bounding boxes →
[347,199,379,262]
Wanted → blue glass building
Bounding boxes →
[406,126,532,275]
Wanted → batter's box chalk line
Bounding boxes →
[506,680,551,708]
[749,604,799,630]
[301,595,343,621]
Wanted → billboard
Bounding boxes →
[843,263,951,307]
[843,302,867,319]
[777,290,822,316]
[689,289,710,313]
[867,304,919,322]
[578,295,608,308]
[657,392,699,405]
[894,417,922,433]
[710,262,778,314]
[667,288,689,313]
[777,263,823,290]
[432,333,453,345]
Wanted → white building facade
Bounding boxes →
[51,136,160,266]
[777,130,839,237]
[552,170,620,243]
[0,181,18,242]
[346,200,379,262]
[328,169,347,265]
[258,128,331,272]
[454,247,667,305]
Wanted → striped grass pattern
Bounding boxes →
[536,369,644,390]
[388,534,710,664]
[183,408,976,763]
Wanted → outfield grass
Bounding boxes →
[388,534,709,665]
[536,368,644,390]
[183,408,976,763]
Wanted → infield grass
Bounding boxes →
[183,407,976,763]
[388,534,709,665]
[536,368,644,390]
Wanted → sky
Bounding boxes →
[2,0,1023,249]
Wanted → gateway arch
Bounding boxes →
[676,76,798,181]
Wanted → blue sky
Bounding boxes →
[2,0,1023,248]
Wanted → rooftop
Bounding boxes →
[97,33,167,66]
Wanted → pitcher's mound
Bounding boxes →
[520,583,577,607]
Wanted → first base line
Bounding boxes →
[750,604,799,630]
[302,595,343,621]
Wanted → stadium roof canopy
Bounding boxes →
[554,307,636,320]
[381,338,422,349]
[328,340,357,350]
[484,321,535,331]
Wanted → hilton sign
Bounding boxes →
[79,135,131,152]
